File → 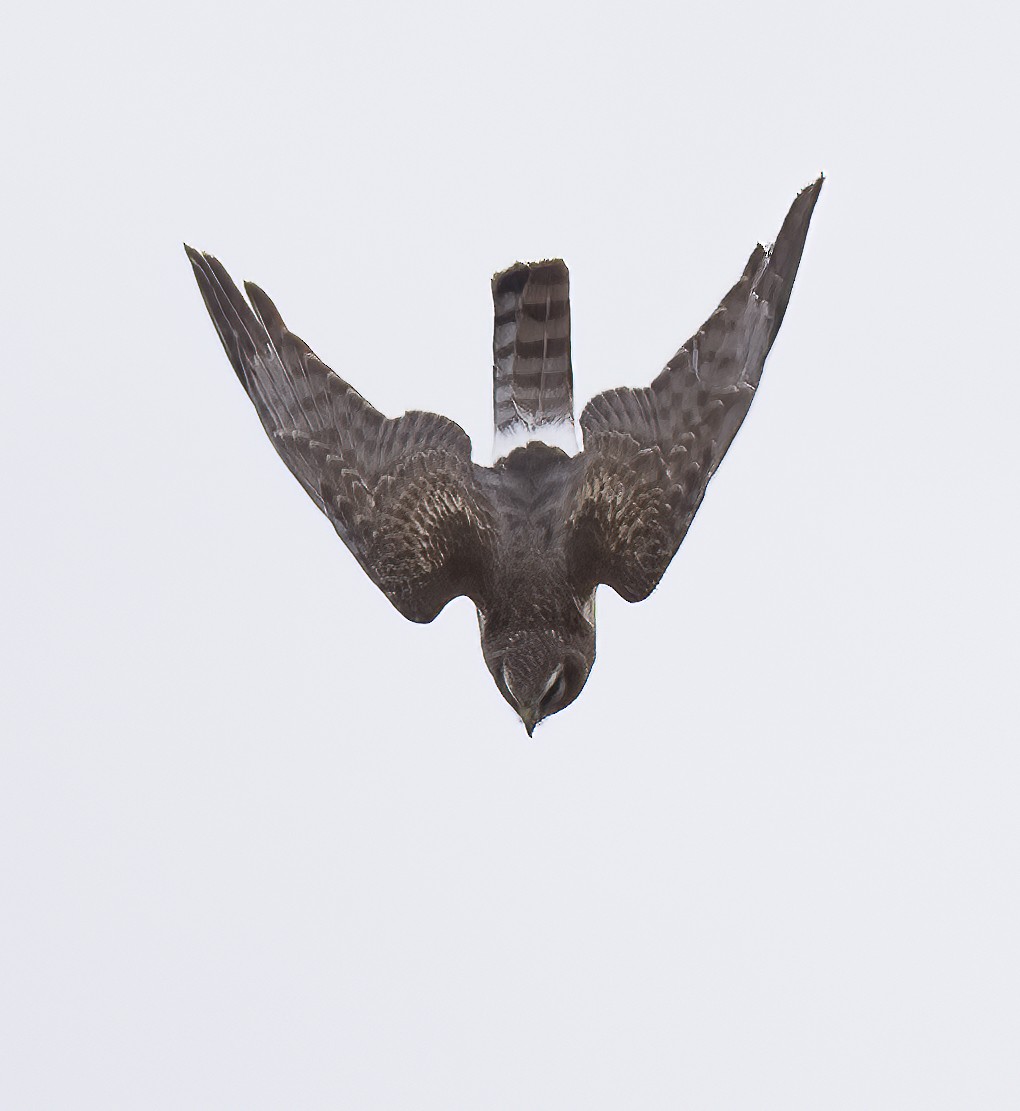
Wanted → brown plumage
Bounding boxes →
[186,177,822,734]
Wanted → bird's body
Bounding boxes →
[187,178,822,733]
[472,444,596,733]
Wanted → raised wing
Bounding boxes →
[569,177,823,601]
[186,248,496,622]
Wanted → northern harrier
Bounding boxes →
[187,177,822,733]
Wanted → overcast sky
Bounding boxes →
[3,1,1018,1107]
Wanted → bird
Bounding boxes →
[186,177,822,735]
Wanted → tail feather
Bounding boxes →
[491,260,577,458]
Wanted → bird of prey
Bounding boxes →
[186,177,821,734]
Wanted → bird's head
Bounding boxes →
[483,629,593,735]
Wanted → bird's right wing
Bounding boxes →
[187,248,496,622]
[567,178,822,601]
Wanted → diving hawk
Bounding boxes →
[186,178,822,734]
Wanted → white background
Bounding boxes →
[3,1,1017,1107]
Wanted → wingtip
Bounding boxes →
[183,244,232,277]
[783,175,824,233]
[800,173,825,201]
[755,174,823,324]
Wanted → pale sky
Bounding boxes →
[3,1,1018,1107]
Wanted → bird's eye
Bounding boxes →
[540,668,568,711]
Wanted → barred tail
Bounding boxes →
[491,259,578,460]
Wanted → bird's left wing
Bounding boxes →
[186,248,496,622]
[567,177,822,601]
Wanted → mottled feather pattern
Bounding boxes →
[187,246,495,624]
[187,176,821,729]
[321,447,495,621]
[568,433,680,601]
